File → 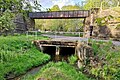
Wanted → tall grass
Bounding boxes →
[0,35,50,80]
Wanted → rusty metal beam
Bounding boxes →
[29,10,90,19]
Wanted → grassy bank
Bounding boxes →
[22,62,91,80]
[0,35,50,80]
[89,40,120,80]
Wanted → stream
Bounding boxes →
[9,52,73,80]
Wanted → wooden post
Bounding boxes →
[56,46,60,55]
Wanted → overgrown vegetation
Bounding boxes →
[68,55,77,65]
[0,35,50,80]
[88,40,120,80]
[22,62,91,80]
[1,37,119,80]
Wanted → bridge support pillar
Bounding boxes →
[56,46,60,55]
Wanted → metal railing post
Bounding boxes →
[35,31,37,40]
[55,31,56,40]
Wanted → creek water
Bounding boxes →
[11,47,75,80]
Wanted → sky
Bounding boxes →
[37,0,85,10]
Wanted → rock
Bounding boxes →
[75,42,93,68]
[77,60,83,69]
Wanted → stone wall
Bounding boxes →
[84,8,120,40]
[75,42,93,68]
[84,8,99,38]
[14,13,35,33]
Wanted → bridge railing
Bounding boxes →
[26,31,38,40]
[41,31,86,36]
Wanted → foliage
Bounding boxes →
[22,62,90,80]
[0,35,50,80]
[0,10,15,35]
[89,40,120,80]
[95,15,113,26]
[50,5,60,11]
[110,0,120,7]
[35,19,84,32]
[83,0,120,10]
[61,5,80,10]
[68,55,77,65]
[0,0,42,36]
[35,4,83,32]
[0,0,41,13]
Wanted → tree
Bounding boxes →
[0,0,41,35]
[50,5,60,11]
[0,10,15,36]
[61,5,80,10]
[107,0,120,7]
[83,0,110,10]
[61,5,83,32]
[35,4,84,32]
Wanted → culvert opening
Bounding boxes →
[42,46,56,54]
[41,46,75,62]
[60,47,75,56]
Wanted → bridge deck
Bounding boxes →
[29,10,89,19]
[34,40,77,47]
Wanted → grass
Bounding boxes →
[22,62,91,80]
[0,35,50,80]
[89,40,120,80]
[1,35,119,80]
